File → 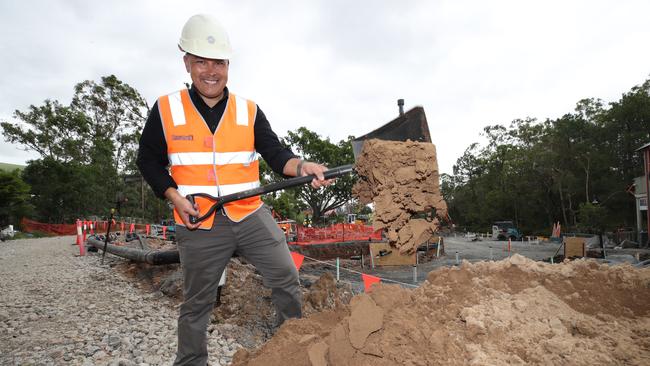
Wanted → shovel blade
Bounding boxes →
[351,106,432,159]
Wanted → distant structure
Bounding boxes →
[634,142,650,246]
[0,162,26,172]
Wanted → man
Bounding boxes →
[136,14,330,365]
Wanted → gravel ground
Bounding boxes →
[302,235,649,287]
[0,236,240,366]
[3,234,645,365]
[305,236,561,287]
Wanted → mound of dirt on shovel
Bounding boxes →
[353,139,448,254]
[232,255,650,366]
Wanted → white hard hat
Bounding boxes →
[178,14,232,59]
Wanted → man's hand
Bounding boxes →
[164,188,201,230]
[299,161,333,189]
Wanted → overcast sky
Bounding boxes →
[1,0,649,175]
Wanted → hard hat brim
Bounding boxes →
[178,44,232,60]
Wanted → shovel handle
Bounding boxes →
[187,164,355,224]
[186,195,198,225]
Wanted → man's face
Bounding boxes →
[183,53,229,103]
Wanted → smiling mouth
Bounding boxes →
[203,80,219,85]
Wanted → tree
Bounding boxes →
[1,75,149,223]
[444,78,650,235]
[0,170,33,227]
[266,127,356,224]
[1,101,90,162]
[577,202,607,234]
[70,75,149,173]
[21,158,90,222]
[259,160,306,221]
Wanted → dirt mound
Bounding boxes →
[232,255,650,366]
[353,139,447,254]
[215,263,354,345]
[303,272,353,313]
[115,257,354,348]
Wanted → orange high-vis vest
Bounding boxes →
[158,89,263,229]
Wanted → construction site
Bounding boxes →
[2,105,649,366]
[4,2,650,365]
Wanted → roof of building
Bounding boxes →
[635,142,650,151]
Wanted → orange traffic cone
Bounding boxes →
[76,219,82,246]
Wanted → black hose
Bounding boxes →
[87,236,179,265]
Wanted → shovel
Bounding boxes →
[187,164,354,223]
[187,105,432,224]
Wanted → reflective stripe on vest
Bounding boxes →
[168,91,186,126]
[168,151,258,166]
[177,181,261,197]
[158,89,263,229]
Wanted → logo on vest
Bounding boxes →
[172,135,194,141]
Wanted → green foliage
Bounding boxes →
[444,79,650,234]
[21,158,107,222]
[70,75,149,173]
[283,128,356,224]
[1,75,148,223]
[1,75,148,168]
[258,159,304,221]
[1,100,89,162]
[577,202,607,233]
[0,169,33,227]
[264,190,304,221]
[261,127,356,224]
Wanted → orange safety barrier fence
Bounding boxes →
[20,218,158,236]
[21,217,77,235]
[294,223,382,244]
[21,217,381,244]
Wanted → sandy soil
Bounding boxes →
[231,254,650,366]
[353,139,448,254]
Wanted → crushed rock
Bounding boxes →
[116,256,354,350]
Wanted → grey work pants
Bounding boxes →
[173,205,302,366]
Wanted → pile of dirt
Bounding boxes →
[353,139,448,254]
[215,263,353,326]
[117,261,181,296]
[115,257,354,347]
[303,272,354,314]
[232,255,650,365]
[142,237,177,251]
